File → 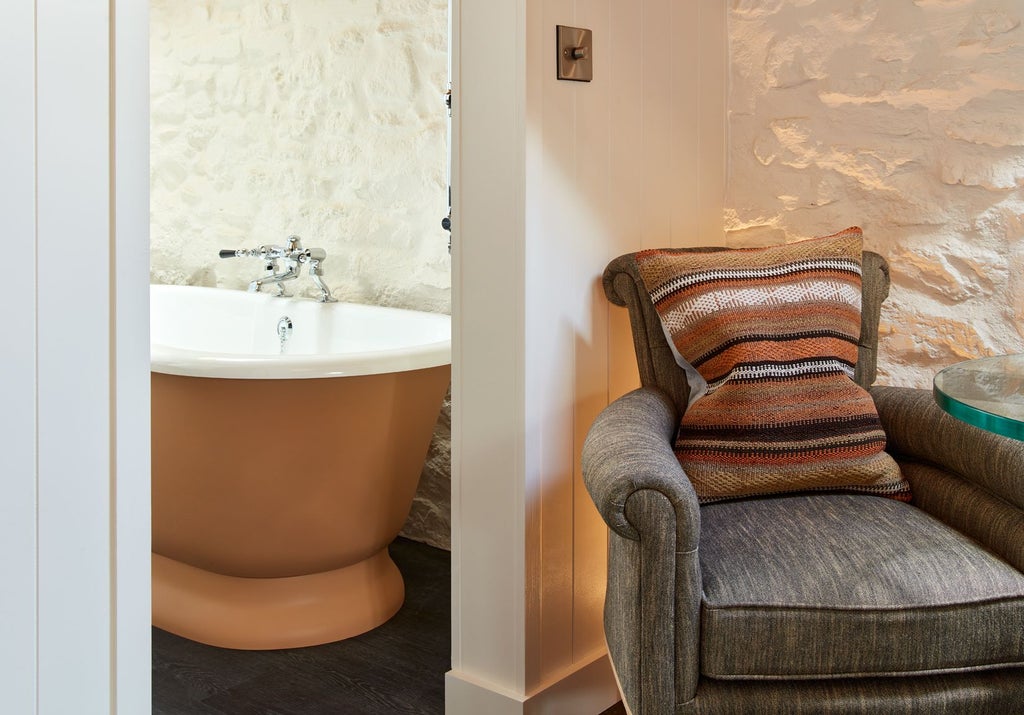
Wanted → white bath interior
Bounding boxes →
[150,284,451,378]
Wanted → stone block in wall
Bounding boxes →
[726,0,1024,386]
[400,385,451,550]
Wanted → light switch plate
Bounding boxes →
[557,25,593,82]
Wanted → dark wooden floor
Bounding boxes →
[153,537,626,715]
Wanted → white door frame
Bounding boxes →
[0,1,151,712]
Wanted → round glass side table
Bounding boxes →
[933,354,1024,441]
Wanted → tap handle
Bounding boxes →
[300,247,327,262]
[220,246,279,259]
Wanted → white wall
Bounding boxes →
[0,1,151,713]
[523,0,726,688]
[115,1,155,706]
[149,0,451,313]
[447,0,726,711]
[1,3,39,709]
[726,0,1024,386]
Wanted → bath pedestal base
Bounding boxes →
[152,549,405,650]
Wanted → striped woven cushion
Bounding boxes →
[634,227,910,503]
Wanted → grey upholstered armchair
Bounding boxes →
[582,247,1024,714]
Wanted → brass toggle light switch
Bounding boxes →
[557,25,593,82]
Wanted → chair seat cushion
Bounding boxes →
[699,494,1024,680]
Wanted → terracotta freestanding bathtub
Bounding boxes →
[150,284,450,650]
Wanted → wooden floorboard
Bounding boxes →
[153,537,625,714]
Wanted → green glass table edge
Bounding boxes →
[932,384,1024,441]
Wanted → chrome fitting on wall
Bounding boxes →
[219,235,337,303]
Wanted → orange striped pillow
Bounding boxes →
[634,228,909,503]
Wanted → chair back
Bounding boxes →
[602,248,891,415]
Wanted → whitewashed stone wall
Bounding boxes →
[727,0,1024,387]
[150,0,449,309]
[150,0,451,548]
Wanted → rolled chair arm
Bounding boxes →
[582,387,701,548]
[872,385,1024,511]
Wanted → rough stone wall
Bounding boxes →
[401,387,451,548]
[150,0,450,310]
[150,0,451,549]
[727,0,1024,387]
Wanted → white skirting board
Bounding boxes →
[445,650,621,715]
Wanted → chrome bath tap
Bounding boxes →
[219,235,337,303]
